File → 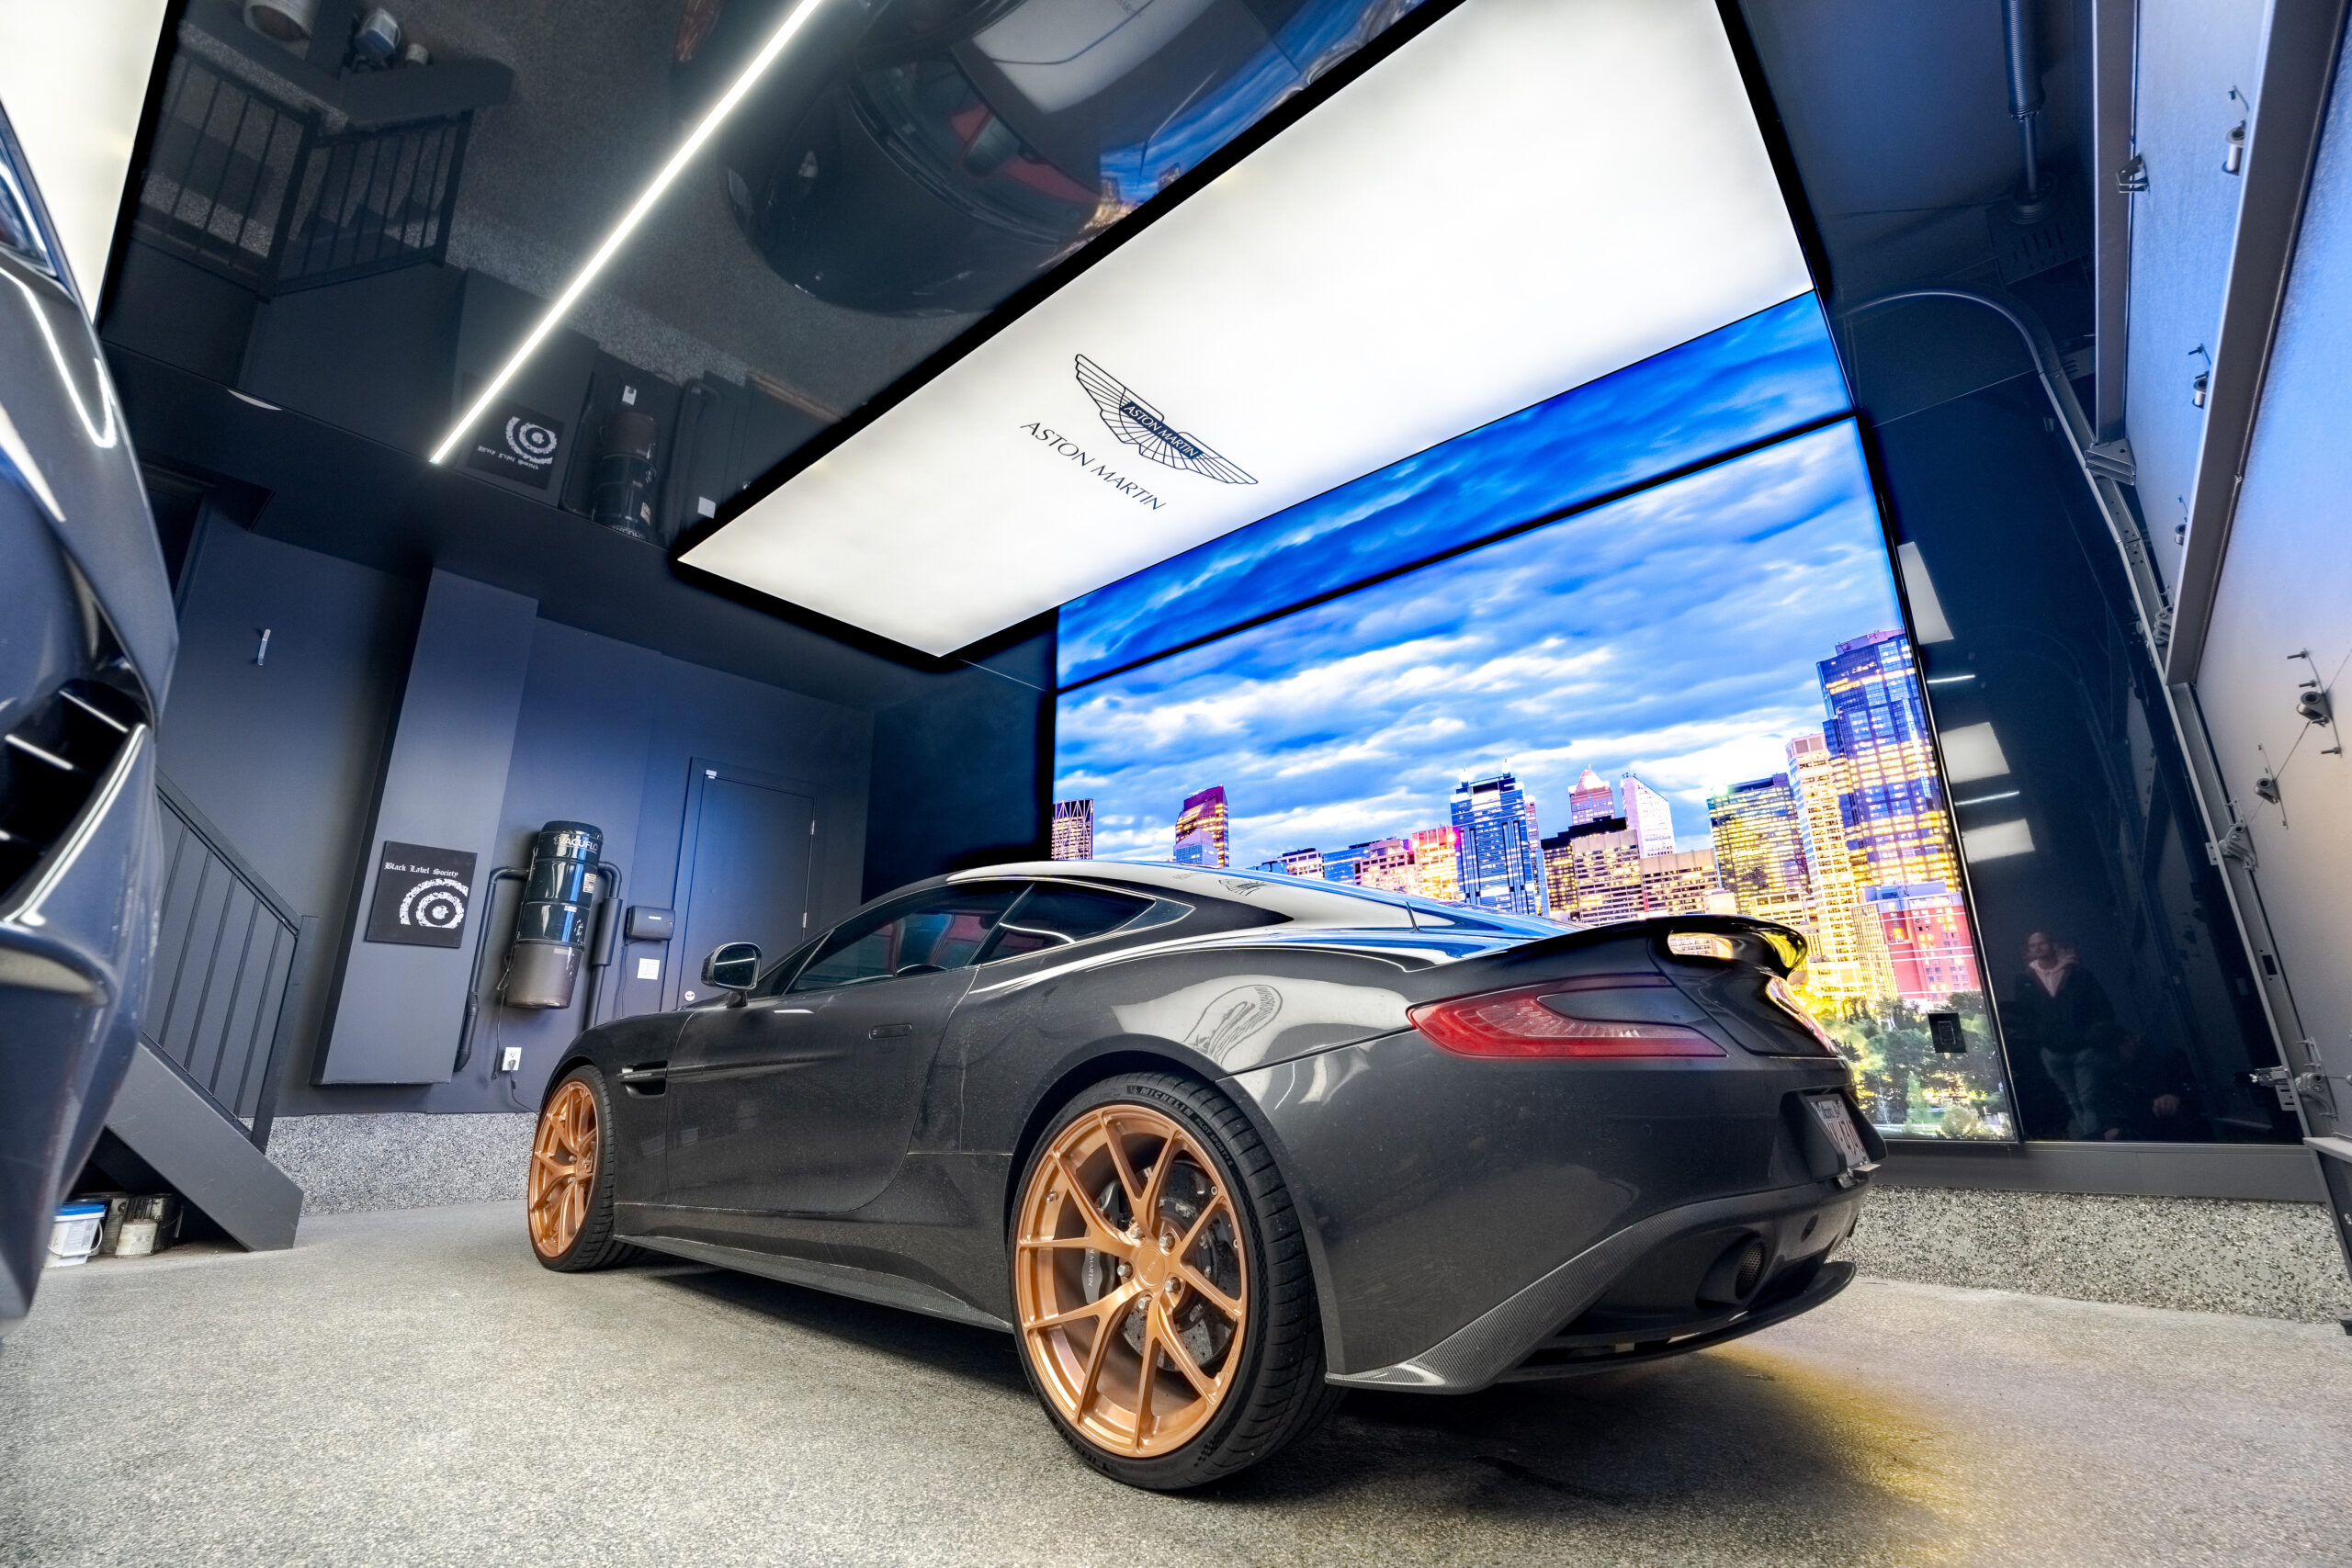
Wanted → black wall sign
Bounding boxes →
[465,400,566,489]
[363,842,479,949]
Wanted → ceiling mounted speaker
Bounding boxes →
[243,0,320,42]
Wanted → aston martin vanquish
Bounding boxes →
[526,863,1878,1488]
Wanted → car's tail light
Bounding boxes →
[1408,983,1726,1058]
[1764,976,1839,1052]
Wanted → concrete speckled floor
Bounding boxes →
[4,1204,2348,1567]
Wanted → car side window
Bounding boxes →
[748,935,822,999]
[980,885,1155,963]
[789,885,1023,992]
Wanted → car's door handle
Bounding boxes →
[869,1023,912,1039]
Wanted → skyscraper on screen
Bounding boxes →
[1408,827,1461,901]
[1051,799,1094,860]
[1785,733,1883,998]
[1639,848,1736,917]
[1619,773,1677,855]
[1708,773,1812,930]
[1568,768,1616,826]
[1255,847,1325,878]
[1451,773,1548,916]
[1866,884,1981,996]
[1552,817,1643,923]
[1353,838,1416,893]
[1172,785,1230,868]
[1817,633,1957,891]
[1816,630,1973,1000]
[1539,829,1579,919]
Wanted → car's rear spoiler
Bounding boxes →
[1471,914,1808,978]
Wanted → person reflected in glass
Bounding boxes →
[2007,931,2115,1139]
[2086,1021,2211,1142]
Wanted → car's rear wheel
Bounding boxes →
[527,1066,639,1271]
[1011,1072,1339,1489]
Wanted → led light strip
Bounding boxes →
[428,0,836,466]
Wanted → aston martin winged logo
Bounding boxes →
[1074,355,1257,486]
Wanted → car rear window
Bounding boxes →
[982,885,1154,961]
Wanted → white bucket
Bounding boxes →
[49,1202,107,1268]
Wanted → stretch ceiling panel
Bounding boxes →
[684,0,1810,657]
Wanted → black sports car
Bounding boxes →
[528,862,1880,1488]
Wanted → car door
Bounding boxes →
[662,881,1027,1220]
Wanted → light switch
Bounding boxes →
[636,957,662,980]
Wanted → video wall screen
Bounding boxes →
[1052,299,2018,1141]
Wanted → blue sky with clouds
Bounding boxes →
[1057,293,1848,687]
[1053,420,1906,867]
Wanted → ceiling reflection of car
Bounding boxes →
[684,0,1417,314]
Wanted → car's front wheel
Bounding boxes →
[527,1066,639,1271]
[1011,1071,1338,1489]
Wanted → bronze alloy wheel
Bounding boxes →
[529,1077,599,1258]
[1014,1101,1251,1458]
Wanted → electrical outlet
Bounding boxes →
[499,1046,522,1074]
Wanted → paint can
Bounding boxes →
[114,1217,161,1258]
[48,1202,107,1268]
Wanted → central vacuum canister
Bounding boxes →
[503,821,602,1009]
[590,407,661,544]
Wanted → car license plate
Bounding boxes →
[1807,1093,1870,1169]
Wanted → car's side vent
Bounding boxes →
[0,676,143,899]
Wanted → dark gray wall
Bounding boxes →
[470,619,874,1111]
[155,523,423,1104]
[162,533,876,1116]
[863,623,1053,899]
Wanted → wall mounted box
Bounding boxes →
[624,906,675,942]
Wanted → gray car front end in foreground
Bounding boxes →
[0,99,175,1332]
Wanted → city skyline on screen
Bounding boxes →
[1049,338,2018,1138]
[1052,420,1900,866]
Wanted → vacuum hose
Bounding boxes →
[2000,0,2046,209]
[454,866,526,1074]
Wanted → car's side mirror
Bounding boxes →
[703,942,761,1000]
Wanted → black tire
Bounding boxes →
[529,1065,642,1273]
[1011,1070,1340,1489]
